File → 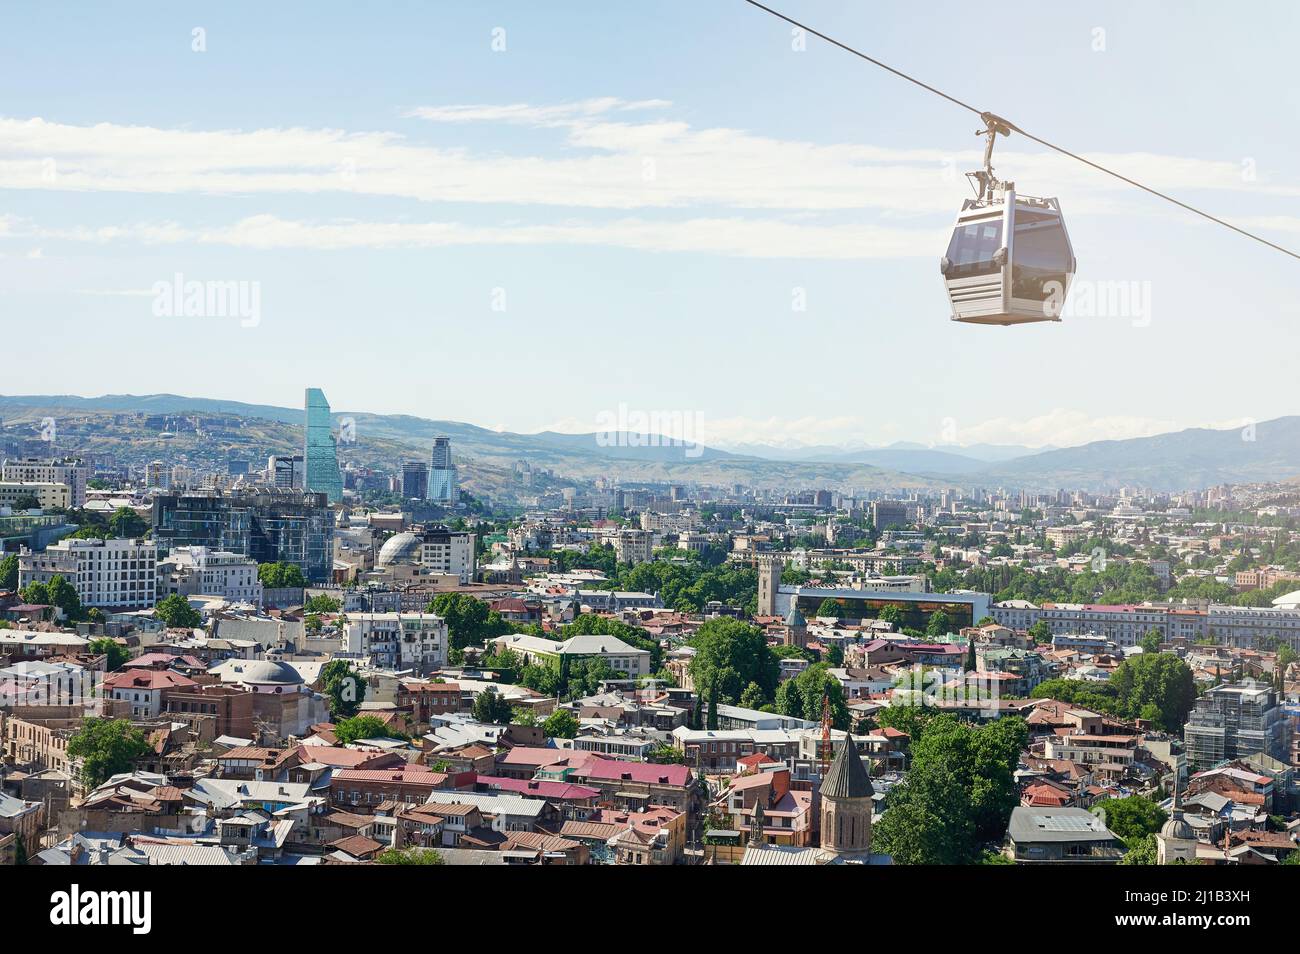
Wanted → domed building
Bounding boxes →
[1156,784,1198,864]
[377,531,423,567]
[214,658,330,742]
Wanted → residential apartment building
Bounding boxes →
[345,612,449,674]
[156,546,263,604]
[1,457,88,507]
[19,537,157,609]
[0,481,70,509]
[613,528,654,566]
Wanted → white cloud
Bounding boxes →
[32,212,941,259]
[939,409,1181,447]
[2,108,1294,216]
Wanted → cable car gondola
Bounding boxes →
[942,113,1076,326]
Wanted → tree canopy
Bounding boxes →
[66,718,151,788]
[687,617,779,706]
[874,714,1028,864]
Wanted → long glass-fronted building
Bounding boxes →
[304,387,343,504]
[152,490,334,582]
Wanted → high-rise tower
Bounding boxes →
[303,388,343,504]
[428,435,458,504]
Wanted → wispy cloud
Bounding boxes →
[2,108,1293,215]
[30,212,940,259]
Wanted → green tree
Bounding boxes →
[107,506,148,538]
[739,681,766,710]
[321,659,367,719]
[688,617,778,705]
[816,597,842,620]
[258,562,307,589]
[1120,833,1158,865]
[429,592,512,655]
[303,594,341,614]
[44,574,84,621]
[66,718,151,788]
[333,714,401,745]
[873,714,1028,863]
[472,687,515,725]
[925,609,952,637]
[1093,795,1167,843]
[0,554,17,591]
[87,637,128,671]
[774,663,850,729]
[154,593,202,629]
[1109,652,1197,731]
[542,709,579,739]
[1140,629,1162,654]
[1027,620,1052,644]
[375,847,445,865]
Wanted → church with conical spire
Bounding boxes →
[817,734,875,860]
[739,734,891,865]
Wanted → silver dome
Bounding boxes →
[377,531,423,567]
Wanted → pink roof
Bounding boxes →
[476,775,600,801]
[124,652,205,669]
[497,747,600,770]
[331,768,448,785]
[103,669,197,691]
[576,759,691,787]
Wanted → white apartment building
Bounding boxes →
[612,528,653,565]
[345,612,448,674]
[417,527,476,584]
[1,457,88,508]
[19,537,157,609]
[993,599,1300,650]
[0,481,71,510]
[156,545,263,604]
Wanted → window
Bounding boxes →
[1011,210,1071,301]
[944,217,1003,278]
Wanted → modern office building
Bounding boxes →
[268,454,304,491]
[870,500,911,530]
[1,457,88,508]
[152,490,334,582]
[303,387,343,504]
[1183,684,1291,770]
[402,461,429,500]
[19,537,157,609]
[757,557,987,630]
[427,436,457,504]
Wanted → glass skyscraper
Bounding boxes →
[304,387,343,503]
[428,436,458,503]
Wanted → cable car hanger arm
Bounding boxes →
[740,0,1300,263]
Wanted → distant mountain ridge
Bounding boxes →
[2,393,1297,492]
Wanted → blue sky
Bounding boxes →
[2,1,1298,451]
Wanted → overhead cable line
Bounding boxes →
[742,0,1300,262]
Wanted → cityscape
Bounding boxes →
[2,0,1297,926]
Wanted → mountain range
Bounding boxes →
[1,393,1297,494]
